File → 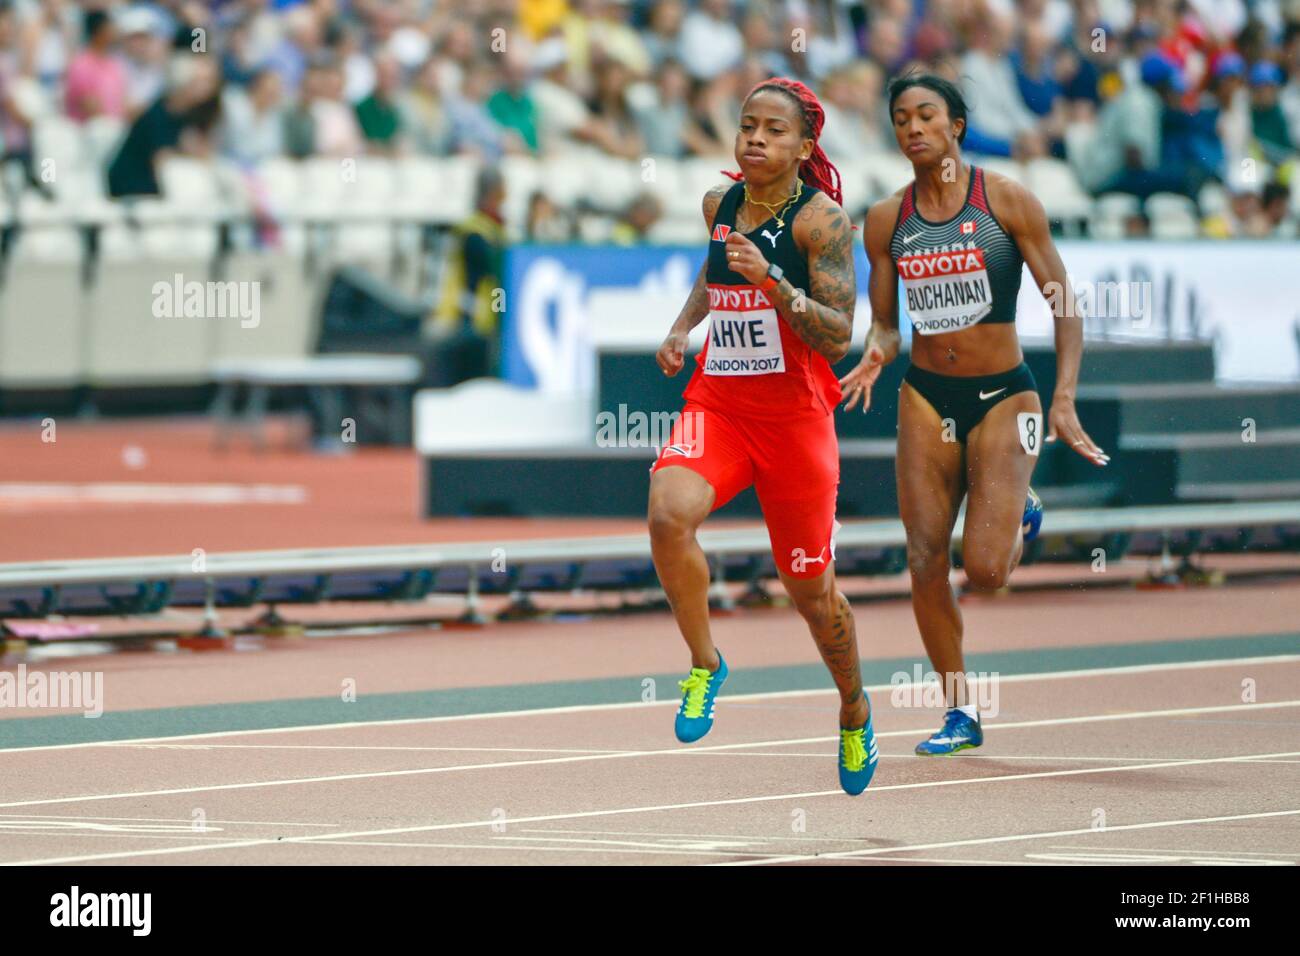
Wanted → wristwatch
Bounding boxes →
[759,261,783,292]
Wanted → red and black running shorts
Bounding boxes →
[650,401,841,580]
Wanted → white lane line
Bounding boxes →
[518,827,875,843]
[687,751,1299,763]
[0,813,336,827]
[873,700,1300,736]
[0,732,863,811]
[1024,850,1293,865]
[829,856,1079,866]
[2,702,1297,812]
[0,829,268,842]
[713,809,1300,866]
[5,749,1297,866]
[302,840,785,860]
[2,654,1295,756]
[95,746,1178,761]
[0,482,308,507]
[493,834,759,851]
[103,744,629,755]
[1045,844,1300,858]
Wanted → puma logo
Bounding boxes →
[790,546,828,574]
[761,228,783,247]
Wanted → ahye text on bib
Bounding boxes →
[702,285,785,375]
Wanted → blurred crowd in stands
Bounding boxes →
[0,0,1297,237]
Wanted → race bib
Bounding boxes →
[898,246,993,335]
[1018,412,1043,456]
[702,284,785,376]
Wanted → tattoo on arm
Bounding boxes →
[670,183,731,334]
[672,261,710,333]
[702,182,729,229]
[770,197,854,361]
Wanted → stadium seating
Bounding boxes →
[3,112,1292,248]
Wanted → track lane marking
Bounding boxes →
[714,809,1300,866]
[5,748,1298,866]
[1,702,1297,811]
[1,654,1295,755]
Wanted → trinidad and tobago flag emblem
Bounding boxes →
[712,224,732,241]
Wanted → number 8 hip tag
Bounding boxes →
[1017,412,1043,456]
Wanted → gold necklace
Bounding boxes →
[743,178,802,228]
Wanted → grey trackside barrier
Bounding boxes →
[1,501,1297,628]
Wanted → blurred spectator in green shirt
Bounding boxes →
[1248,62,1294,166]
[356,53,403,153]
[487,51,538,152]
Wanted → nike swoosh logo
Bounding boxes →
[904,233,921,244]
[927,735,971,745]
[979,388,1007,401]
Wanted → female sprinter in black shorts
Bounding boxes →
[649,77,878,795]
[839,74,1108,755]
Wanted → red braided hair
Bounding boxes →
[721,76,844,209]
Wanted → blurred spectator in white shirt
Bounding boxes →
[865,14,908,75]
[787,0,860,82]
[232,0,283,68]
[1017,0,1073,42]
[447,59,525,162]
[119,9,167,119]
[585,55,644,160]
[686,71,734,156]
[532,37,591,155]
[283,53,362,158]
[526,189,573,242]
[586,0,651,78]
[337,23,376,104]
[641,0,684,69]
[741,6,793,78]
[632,57,717,157]
[1185,0,1249,43]
[431,20,474,98]
[220,67,285,166]
[314,57,363,156]
[398,54,453,155]
[820,60,886,165]
[960,5,1044,155]
[264,4,322,96]
[20,0,77,91]
[1207,52,1250,181]
[680,0,743,80]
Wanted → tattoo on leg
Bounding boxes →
[810,592,863,707]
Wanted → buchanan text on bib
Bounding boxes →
[898,246,992,334]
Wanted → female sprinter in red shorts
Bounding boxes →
[648,77,877,796]
[840,73,1108,756]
